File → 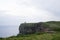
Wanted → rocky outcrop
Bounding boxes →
[19,22,51,34]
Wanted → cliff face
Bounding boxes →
[19,21,60,34]
[19,22,50,34]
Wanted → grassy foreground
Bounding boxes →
[0,32,60,40]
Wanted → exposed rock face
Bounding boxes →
[19,22,51,34]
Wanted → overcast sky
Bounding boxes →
[0,0,60,37]
[0,0,60,25]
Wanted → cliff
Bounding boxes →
[19,21,60,34]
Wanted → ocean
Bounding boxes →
[0,25,19,38]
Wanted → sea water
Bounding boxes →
[0,25,19,38]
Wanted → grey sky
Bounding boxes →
[32,0,60,17]
[0,0,60,37]
[0,0,60,25]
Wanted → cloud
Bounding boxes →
[0,0,16,10]
[32,0,60,17]
[12,0,60,22]
[0,0,60,25]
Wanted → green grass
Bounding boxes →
[0,32,60,40]
[42,21,60,31]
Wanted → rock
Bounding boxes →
[19,22,51,34]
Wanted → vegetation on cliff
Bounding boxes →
[0,32,60,40]
[19,21,60,34]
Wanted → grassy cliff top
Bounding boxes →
[20,21,60,27]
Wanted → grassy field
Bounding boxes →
[0,32,60,40]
